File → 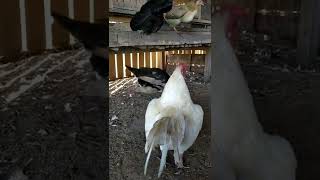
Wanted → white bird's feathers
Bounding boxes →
[212,10,296,180]
[144,66,203,177]
[135,86,158,94]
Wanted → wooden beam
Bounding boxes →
[109,31,211,48]
[297,0,320,65]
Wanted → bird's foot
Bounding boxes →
[176,162,190,169]
[173,27,185,39]
[174,153,189,169]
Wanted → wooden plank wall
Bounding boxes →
[216,0,301,45]
[109,47,207,81]
[52,1,69,49]
[0,0,107,57]
[0,1,22,56]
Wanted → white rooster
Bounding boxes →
[144,64,204,178]
[212,4,297,180]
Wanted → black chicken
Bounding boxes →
[130,0,173,34]
[51,12,108,80]
[125,65,170,91]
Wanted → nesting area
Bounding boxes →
[109,69,211,180]
[0,48,107,179]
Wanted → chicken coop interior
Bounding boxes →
[109,0,212,179]
[0,0,320,179]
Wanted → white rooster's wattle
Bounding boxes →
[212,5,297,180]
[144,65,204,178]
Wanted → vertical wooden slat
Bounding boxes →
[26,0,45,52]
[117,50,124,79]
[162,51,168,70]
[109,51,116,80]
[51,0,69,48]
[139,50,144,68]
[151,52,157,68]
[157,51,163,69]
[74,0,89,21]
[145,49,150,68]
[125,50,131,77]
[132,52,138,68]
[0,0,21,56]
[95,0,108,23]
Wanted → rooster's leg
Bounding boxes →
[174,151,189,169]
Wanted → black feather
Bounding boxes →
[52,12,107,52]
[52,12,108,79]
[130,0,173,34]
[138,79,162,90]
[90,55,108,79]
[126,65,169,83]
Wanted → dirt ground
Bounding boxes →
[0,48,107,180]
[109,69,211,180]
[238,31,320,180]
[242,61,320,180]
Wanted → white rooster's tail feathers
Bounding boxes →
[144,114,185,177]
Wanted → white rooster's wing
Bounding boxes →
[145,99,161,139]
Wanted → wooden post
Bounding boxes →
[204,47,211,82]
[297,0,320,65]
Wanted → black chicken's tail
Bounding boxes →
[52,11,108,80]
[130,0,173,34]
[52,12,78,35]
[51,11,107,51]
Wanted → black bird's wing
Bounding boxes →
[130,0,173,34]
[125,65,169,88]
